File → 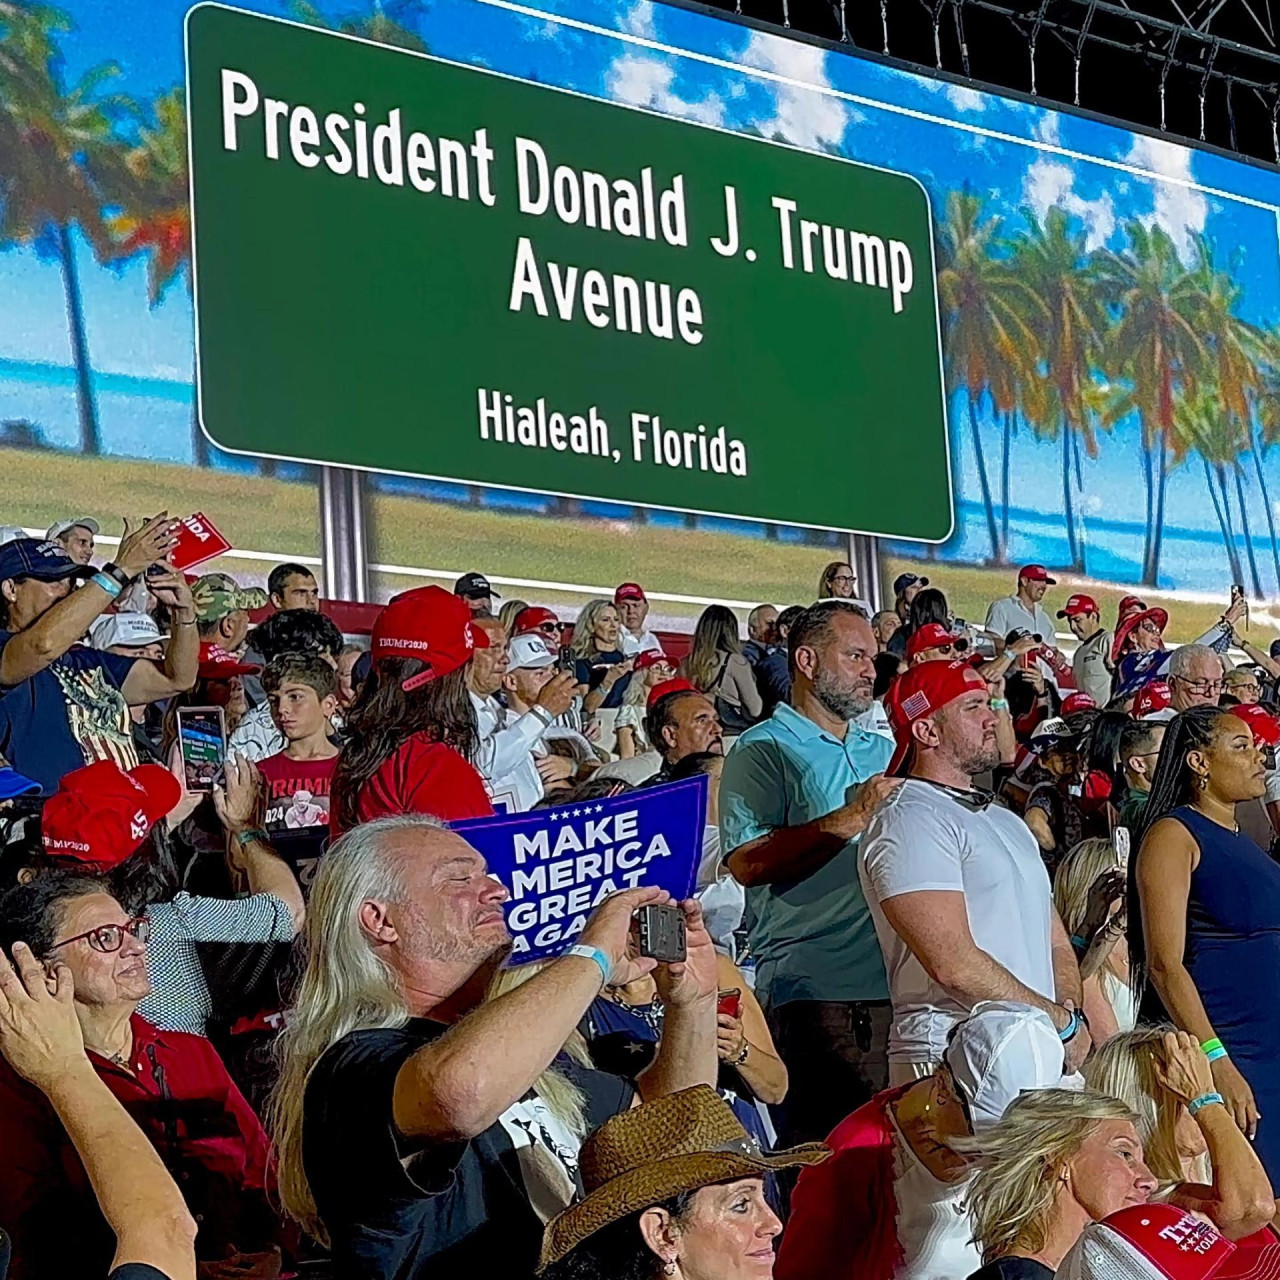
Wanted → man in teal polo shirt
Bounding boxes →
[720,599,901,1144]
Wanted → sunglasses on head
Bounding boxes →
[48,916,150,955]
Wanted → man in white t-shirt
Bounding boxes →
[859,659,1088,1085]
[614,582,664,657]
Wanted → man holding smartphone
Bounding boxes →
[0,516,199,794]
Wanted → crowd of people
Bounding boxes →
[0,517,1279,1280]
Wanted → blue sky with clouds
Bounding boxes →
[6,0,1280,586]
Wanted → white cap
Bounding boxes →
[1141,708,1177,723]
[46,516,100,540]
[507,633,557,671]
[944,1001,1066,1130]
[90,611,168,650]
[0,525,26,546]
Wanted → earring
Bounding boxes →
[1198,773,1209,791]
[664,1261,677,1276]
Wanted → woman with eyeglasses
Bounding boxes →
[817,561,857,601]
[1112,596,1244,701]
[0,868,280,1278]
[1130,704,1280,1186]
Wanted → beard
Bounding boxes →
[813,666,873,721]
[955,733,1001,778]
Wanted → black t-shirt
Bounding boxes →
[574,651,631,708]
[108,1267,171,1280]
[968,1258,1054,1280]
[303,1018,633,1279]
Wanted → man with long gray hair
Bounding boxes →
[269,813,718,1278]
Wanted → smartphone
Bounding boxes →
[717,989,742,1019]
[176,705,227,793]
[558,644,577,675]
[1232,584,1245,601]
[635,903,686,963]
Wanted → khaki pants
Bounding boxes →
[889,1060,940,1086]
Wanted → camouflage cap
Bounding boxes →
[191,572,268,624]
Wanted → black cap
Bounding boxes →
[0,538,94,585]
[454,571,499,600]
[893,572,928,596]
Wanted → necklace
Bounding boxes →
[1191,801,1239,835]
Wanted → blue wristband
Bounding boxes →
[1058,1008,1081,1042]
[90,572,123,599]
[1188,1092,1225,1116]
[1205,1045,1228,1063]
[565,944,611,988]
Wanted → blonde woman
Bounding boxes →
[614,650,675,758]
[1053,838,1134,1042]
[1085,1028,1274,1240]
[680,605,761,732]
[498,598,530,637]
[962,1087,1157,1279]
[570,599,634,719]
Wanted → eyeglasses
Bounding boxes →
[534,623,560,636]
[1137,619,1162,634]
[1171,676,1225,696]
[831,574,856,585]
[48,916,150,955]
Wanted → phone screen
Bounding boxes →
[177,706,226,792]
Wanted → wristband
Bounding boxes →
[565,944,612,988]
[732,1043,749,1066]
[1058,1008,1082,1042]
[235,828,270,848]
[989,698,1010,711]
[1201,1037,1224,1056]
[1205,1045,1229,1063]
[1188,1092,1225,1117]
[99,561,133,589]
[90,572,123,599]
[1070,934,1088,950]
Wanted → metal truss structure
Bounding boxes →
[694,0,1280,166]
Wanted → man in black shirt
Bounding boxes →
[272,812,718,1279]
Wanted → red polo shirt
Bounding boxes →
[0,1013,275,1278]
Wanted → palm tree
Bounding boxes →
[1251,338,1280,594]
[1006,209,1107,573]
[0,4,134,456]
[1187,237,1274,596]
[937,191,1046,564]
[289,0,430,49]
[105,87,208,465]
[1095,221,1206,587]
[1178,388,1248,587]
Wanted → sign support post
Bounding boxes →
[319,466,371,603]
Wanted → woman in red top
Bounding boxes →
[330,586,494,833]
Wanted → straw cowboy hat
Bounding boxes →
[539,1085,828,1269]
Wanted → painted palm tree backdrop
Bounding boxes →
[4,0,1280,596]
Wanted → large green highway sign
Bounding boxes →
[186,4,953,537]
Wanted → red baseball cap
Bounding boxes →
[886,659,990,775]
[615,583,647,604]
[1057,593,1099,619]
[198,642,261,679]
[1062,692,1098,715]
[634,649,673,672]
[1133,680,1173,719]
[906,622,968,661]
[41,760,182,869]
[1229,703,1280,747]
[1118,594,1148,621]
[647,677,698,710]
[512,606,560,635]
[1057,1203,1235,1280]
[372,585,489,688]
[1019,564,1057,584]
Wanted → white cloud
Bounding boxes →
[1023,154,1117,250]
[619,0,656,39]
[1124,134,1207,261]
[945,84,986,113]
[606,54,726,127]
[740,31,850,149]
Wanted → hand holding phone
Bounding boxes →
[176,705,227,793]
[717,988,742,1019]
[634,903,686,963]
